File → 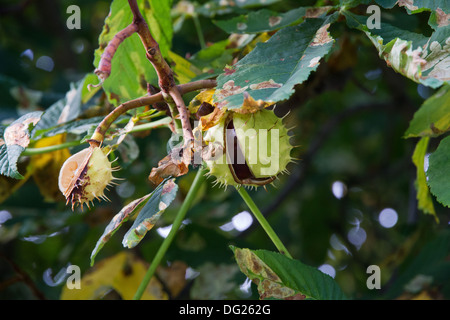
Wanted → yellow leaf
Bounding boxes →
[30,134,71,202]
[188,89,216,114]
[199,106,227,131]
[412,137,438,222]
[61,252,168,300]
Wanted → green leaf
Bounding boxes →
[93,0,173,105]
[34,115,130,142]
[122,179,178,248]
[190,39,235,71]
[428,7,450,30]
[343,11,449,88]
[234,0,281,7]
[198,0,281,16]
[427,135,450,207]
[343,11,429,48]
[0,111,43,179]
[412,137,437,221]
[377,0,449,14]
[0,144,24,179]
[90,193,152,266]
[231,247,347,300]
[168,51,198,84]
[35,116,105,140]
[404,85,450,138]
[213,14,338,109]
[213,7,308,34]
[34,112,130,141]
[420,25,450,87]
[33,79,85,136]
[148,0,173,56]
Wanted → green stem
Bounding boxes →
[89,79,216,143]
[133,166,207,300]
[21,140,83,156]
[236,187,293,259]
[192,14,206,50]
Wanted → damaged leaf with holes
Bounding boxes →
[213,14,338,109]
[426,136,450,208]
[343,10,449,88]
[122,179,178,248]
[231,247,347,300]
[214,7,308,34]
[91,178,178,265]
[90,193,152,265]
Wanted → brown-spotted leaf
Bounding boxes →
[122,179,178,249]
[213,15,338,109]
[232,91,274,114]
[233,247,300,300]
[231,247,347,300]
[4,116,40,148]
[90,193,152,266]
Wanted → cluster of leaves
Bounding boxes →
[0,0,449,300]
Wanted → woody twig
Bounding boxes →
[90,79,216,143]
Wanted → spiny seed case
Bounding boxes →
[58,146,118,210]
[203,109,294,188]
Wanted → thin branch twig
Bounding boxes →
[127,0,194,154]
[91,23,139,89]
[133,166,207,300]
[90,79,216,143]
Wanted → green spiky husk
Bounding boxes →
[203,109,294,188]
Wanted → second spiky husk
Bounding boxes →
[202,108,295,189]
